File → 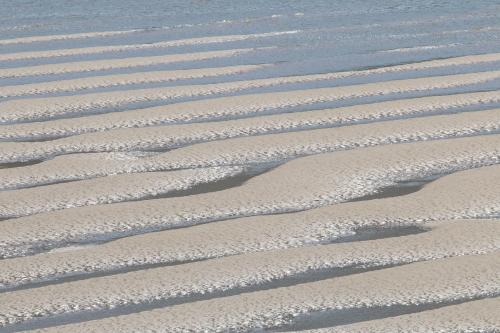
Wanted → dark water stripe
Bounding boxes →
[4,86,499,144]
[137,163,279,200]
[348,174,442,202]
[0,262,422,333]
[0,162,280,222]
[1,95,498,182]
[57,171,440,247]
[0,169,438,261]
[0,224,426,294]
[3,259,494,333]
[0,159,44,169]
[273,294,500,332]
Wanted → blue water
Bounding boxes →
[1,1,500,92]
[2,1,500,50]
[1,1,499,35]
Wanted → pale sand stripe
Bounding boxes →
[0,31,298,61]
[0,135,499,258]
[2,71,500,139]
[0,29,145,46]
[2,108,499,188]
[0,166,243,218]
[0,220,498,328]
[3,56,500,123]
[2,91,500,164]
[22,252,500,332]
[302,298,500,333]
[0,64,268,98]
[2,163,498,286]
[2,51,499,99]
[0,48,256,79]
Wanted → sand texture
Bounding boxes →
[1,3,500,331]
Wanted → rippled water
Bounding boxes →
[2,1,500,72]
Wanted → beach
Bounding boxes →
[1,1,500,332]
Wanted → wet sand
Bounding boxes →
[1,3,500,331]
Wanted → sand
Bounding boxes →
[0,135,499,258]
[0,166,244,218]
[2,69,500,126]
[1,6,499,331]
[18,252,500,332]
[1,164,498,287]
[1,108,500,189]
[302,297,500,333]
[0,31,297,62]
[0,48,255,79]
[0,64,267,98]
[0,90,499,164]
[0,219,498,328]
